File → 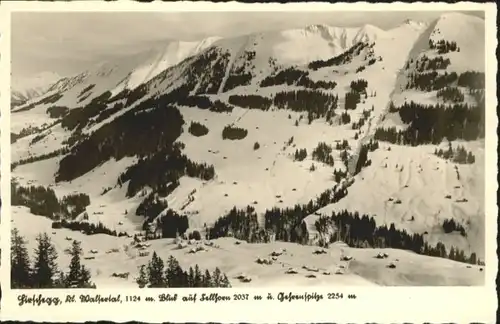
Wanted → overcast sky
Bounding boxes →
[12,10,484,80]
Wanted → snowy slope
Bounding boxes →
[10,13,486,286]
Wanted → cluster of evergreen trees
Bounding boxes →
[406,70,484,93]
[345,91,361,110]
[457,71,485,90]
[375,101,484,145]
[188,121,209,137]
[442,218,467,236]
[352,107,373,130]
[11,183,91,221]
[260,67,308,87]
[118,143,215,199]
[309,42,369,70]
[228,94,272,110]
[209,181,350,244]
[333,169,348,183]
[140,208,189,240]
[314,210,479,264]
[274,90,338,118]
[11,229,95,289]
[57,103,185,182]
[335,140,350,151]
[222,125,248,140]
[208,206,265,243]
[434,143,475,164]
[51,219,128,237]
[293,148,308,161]
[312,142,334,166]
[46,106,70,119]
[436,87,465,103]
[408,55,451,72]
[155,209,189,239]
[429,39,460,54]
[136,193,170,220]
[406,71,459,91]
[227,90,338,123]
[77,84,96,99]
[260,67,337,90]
[354,140,378,175]
[61,91,112,131]
[350,79,368,94]
[136,253,231,288]
[340,111,351,124]
[172,47,230,96]
[176,95,233,113]
[209,100,234,113]
[344,80,371,111]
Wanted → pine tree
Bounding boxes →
[448,246,456,260]
[31,233,59,288]
[193,264,202,288]
[136,265,148,288]
[79,265,94,288]
[188,266,195,287]
[11,228,32,288]
[212,267,222,287]
[469,252,477,265]
[203,269,212,287]
[53,271,67,288]
[147,252,165,287]
[165,255,181,287]
[66,240,83,288]
[220,274,231,288]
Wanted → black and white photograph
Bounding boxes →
[6,3,493,294]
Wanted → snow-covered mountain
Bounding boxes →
[11,12,487,287]
[11,72,62,107]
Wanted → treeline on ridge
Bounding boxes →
[260,66,337,90]
[374,100,484,145]
[136,253,231,288]
[406,70,484,92]
[11,182,90,221]
[434,143,475,164]
[314,211,479,264]
[308,42,370,70]
[52,219,128,237]
[228,90,338,122]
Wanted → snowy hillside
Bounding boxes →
[11,13,486,288]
